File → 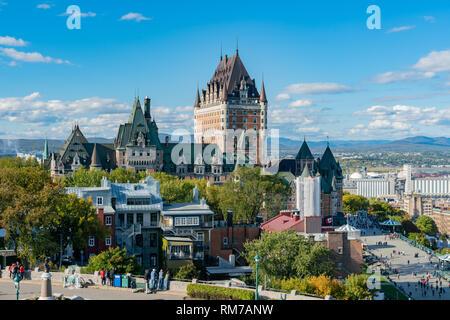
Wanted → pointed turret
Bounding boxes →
[90,143,102,170]
[296,140,314,160]
[221,82,228,102]
[301,165,311,178]
[260,80,267,103]
[194,88,201,108]
[43,137,49,160]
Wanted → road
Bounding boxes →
[0,279,185,300]
[362,228,450,300]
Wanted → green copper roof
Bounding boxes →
[277,171,295,186]
[300,165,311,178]
[43,137,49,160]
[296,140,314,160]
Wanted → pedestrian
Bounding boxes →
[19,263,24,279]
[11,261,20,280]
[109,268,115,286]
[144,269,150,294]
[105,269,110,286]
[100,268,106,286]
[150,268,157,292]
[158,269,164,291]
[9,263,15,278]
[163,271,170,291]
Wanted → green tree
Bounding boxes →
[408,232,431,248]
[343,194,369,214]
[63,167,108,187]
[50,193,107,258]
[415,216,438,236]
[85,247,141,274]
[344,274,372,300]
[243,230,334,280]
[0,166,57,263]
[174,263,201,280]
[295,241,334,278]
[219,167,289,224]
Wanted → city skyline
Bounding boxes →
[0,1,449,141]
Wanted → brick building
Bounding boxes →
[432,208,450,235]
[209,221,261,264]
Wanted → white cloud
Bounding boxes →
[288,99,313,107]
[355,104,450,129]
[37,4,51,9]
[120,12,151,22]
[413,50,450,72]
[8,61,17,67]
[0,93,195,138]
[371,71,436,84]
[0,36,27,47]
[286,82,358,95]
[386,26,415,33]
[0,47,70,64]
[59,11,96,17]
[424,16,436,23]
[295,127,321,133]
[275,93,290,101]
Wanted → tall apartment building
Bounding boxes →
[193,50,267,165]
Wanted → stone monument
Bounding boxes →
[38,257,55,300]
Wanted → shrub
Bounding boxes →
[186,284,255,300]
[84,247,141,274]
[174,263,201,280]
[344,274,372,300]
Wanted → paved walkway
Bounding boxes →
[0,278,185,300]
[362,228,450,300]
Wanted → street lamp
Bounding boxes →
[13,273,22,300]
[254,254,260,300]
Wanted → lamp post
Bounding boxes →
[13,274,22,300]
[254,254,260,301]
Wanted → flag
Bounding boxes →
[326,217,333,224]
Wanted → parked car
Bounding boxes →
[62,256,72,266]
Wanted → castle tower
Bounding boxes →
[295,139,315,176]
[43,137,49,161]
[90,143,102,170]
[194,51,267,166]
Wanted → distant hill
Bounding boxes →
[0,135,448,156]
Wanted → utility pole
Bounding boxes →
[59,233,63,269]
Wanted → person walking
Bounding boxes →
[144,269,150,294]
[150,269,157,292]
[9,263,15,278]
[19,263,24,279]
[109,268,115,286]
[158,269,164,291]
[105,269,110,286]
[100,268,106,286]
[163,271,170,291]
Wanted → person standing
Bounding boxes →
[163,271,170,291]
[100,268,106,286]
[144,269,150,294]
[105,269,110,286]
[158,269,164,291]
[150,269,157,292]
[109,268,115,286]
[19,263,24,279]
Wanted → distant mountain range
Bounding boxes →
[0,135,448,157]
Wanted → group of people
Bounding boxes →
[99,268,117,286]
[144,269,170,294]
[9,261,24,281]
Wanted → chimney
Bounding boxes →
[201,136,205,149]
[165,136,169,147]
[293,210,300,221]
[144,96,151,123]
[227,209,233,227]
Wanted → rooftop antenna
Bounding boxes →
[327,136,330,147]
[220,42,223,61]
[236,36,238,55]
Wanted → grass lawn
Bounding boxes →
[380,277,408,300]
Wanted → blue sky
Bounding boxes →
[0,0,449,141]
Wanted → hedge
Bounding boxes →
[186,284,255,300]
